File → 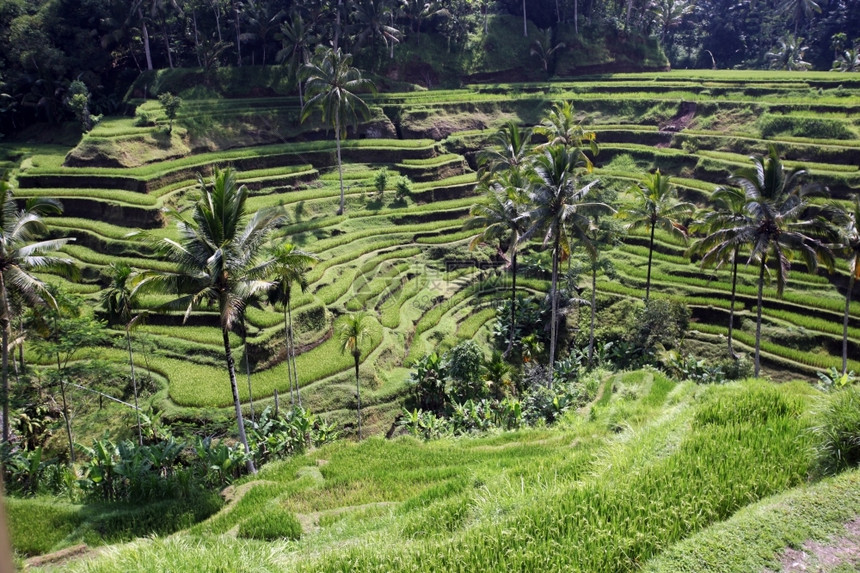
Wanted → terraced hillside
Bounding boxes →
[5,70,860,441]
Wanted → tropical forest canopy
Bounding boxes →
[2,0,860,135]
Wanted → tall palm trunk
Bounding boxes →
[507,252,517,356]
[283,304,294,406]
[353,353,362,439]
[754,257,766,377]
[549,234,560,381]
[222,328,256,474]
[288,301,301,406]
[645,221,656,302]
[161,16,174,68]
[244,337,254,424]
[588,263,597,368]
[0,275,10,443]
[336,113,345,215]
[139,8,153,71]
[728,248,739,358]
[56,352,74,463]
[844,275,855,375]
[126,329,143,446]
[522,0,528,36]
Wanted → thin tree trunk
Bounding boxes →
[556,0,561,22]
[334,0,342,50]
[57,352,74,463]
[588,263,597,368]
[283,304,294,406]
[549,235,560,382]
[214,2,223,43]
[506,251,517,357]
[336,114,345,215]
[192,11,202,68]
[126,329,143,446]
[140,8,153,71]
[235,4,242,66]
[574,0,579,34]
[0,274,9,443]
[645,221,655,302]
[222,328,256,474]
[244,335,254,424]
[1,318,8,444]
[354,354,362,439]
[754,258,765,377]
[161,16,174,69]
[288,301,301,407]
[522,0,528,37]
[728,248,739,359]
[844,275,854,375]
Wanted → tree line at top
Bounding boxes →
[1,0,858,136]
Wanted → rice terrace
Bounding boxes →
[0,2,859,571]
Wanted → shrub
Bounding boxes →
[237,505,302,541]
[395,175,412,198]
[446,340,487,403]
[134,110,156,127]
[408,352,447,412]
[813,386,860,475]
[374,167,388,195]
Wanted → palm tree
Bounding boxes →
[300,47,377,215]
[833,196,860,375]
[766,34,812,71]
[267,242,318,408]
[100,262,145,445]
[0,181,74,443]
[339,312,371,439]
[476,121,533,182]
[352,0,401,70]
[466,171,530,356]
[689,185,750,358]
[778,0,823,35]
[146,167,284,473]
[243,0,286,65]
[525,146,610,375]
[620,170,694,302]
[535,101,598,171]
[728,146,833,377]
[530,27,565,73]
[277,9,318,107]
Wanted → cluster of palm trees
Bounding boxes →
[467,102,613,379]
[469,109,858,381]
[131,166,326,473]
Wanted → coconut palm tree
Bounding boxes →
[339,312,370,439]
[766,34,812,71]
[524,146,610,375]
[476,121,533,182]
[833,196,860,375]
[277,9,318,107]
[466,171,530,357]
[535,101,598,171]
[145,167,284,473]
[300,46,376,215]
[688,185,750,358]
[100,262,145,445]
[620,170,694,302]
[0,181,74,443]
[727,146,833,377]
[267,242,318,408]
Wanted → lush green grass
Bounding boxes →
[644,469,860,572]
[55,374,835,573]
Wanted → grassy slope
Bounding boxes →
[26,371,851,572]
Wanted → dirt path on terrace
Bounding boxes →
[767,517,860,572]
